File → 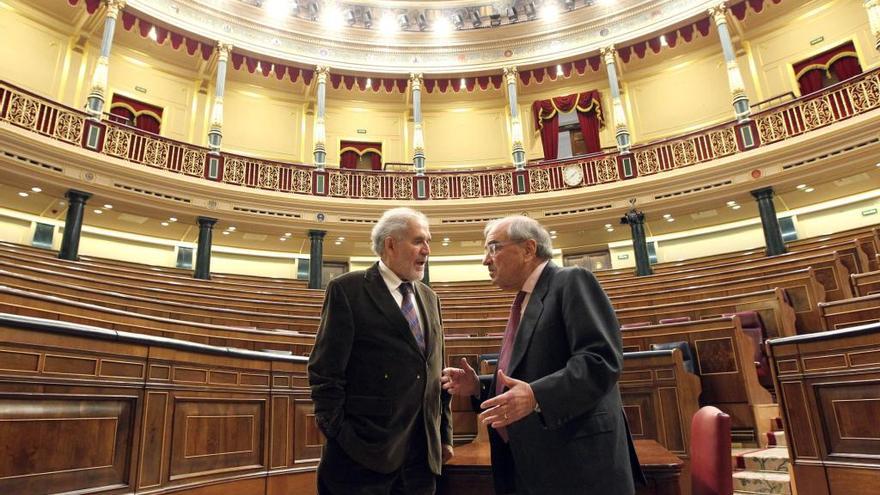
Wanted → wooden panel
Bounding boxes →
[0,396,136,495]
[138,391,169,489]
[292,396,322,465]
[169,399,266,480]
[815,382,880,458]
[779,380,820,458]
[270,396,290,469]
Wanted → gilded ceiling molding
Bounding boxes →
[127,0,720,73]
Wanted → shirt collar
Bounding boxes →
[521,260,549,295]
[378,259,406,291]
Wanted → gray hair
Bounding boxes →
[484,215,553,260]
[371,207,429,256]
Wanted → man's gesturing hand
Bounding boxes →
[441,357,480,397]
[478,370,536,428]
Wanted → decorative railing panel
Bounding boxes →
[1,68,878,201]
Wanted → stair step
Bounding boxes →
[734,447,789,473]
[771,417,784,432]
[765,430,787,447]
[733,470,791,495]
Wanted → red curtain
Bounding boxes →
[340,141,382,170]
[797,70,824,96]
[109,106,134,125]
[532,90,604,159]
[110,94,163,134]
[830,56,862,82]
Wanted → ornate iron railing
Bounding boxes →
[1,68,878,200]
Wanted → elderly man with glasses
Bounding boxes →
[442,215,643,495]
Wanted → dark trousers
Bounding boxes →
[317,422,435,495]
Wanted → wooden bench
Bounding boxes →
[820,293,880,330]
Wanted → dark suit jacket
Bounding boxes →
[478,263,643,495]
[308,263,452,475]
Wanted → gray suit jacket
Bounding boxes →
[479,263,643,494]
[308,263,452,475]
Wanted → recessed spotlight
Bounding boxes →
[541,3,559,21]
[334,241,342,245]
[433,16,452,35]
[227,226,236,231]
[378,14,396,34]
[606,227,615,232]
[443,237,450,242]
[662,213,672,218]
[280,237,287,241]
[160,221,169,226]
[31,187,42,193]
[604,224,612,228]
[550,235,558,239]
[804,187,815,192]
[222,231,230,235]
[104,204,113,209]
[726,201,737,206]
[666,218,675,222]
[93,209,102,214]
[18,192,28,197]
[285,232,292,237]
[338,236,345,241]
[441,242,449,246]
[549,231,557,235]
[796,184,807,189]
[169,217,177,222]
[732,205,742,210]
[875,162,880,167]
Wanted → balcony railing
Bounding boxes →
[1,68,878,200]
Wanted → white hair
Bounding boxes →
[371,207,429,256]
[484,215,553,260]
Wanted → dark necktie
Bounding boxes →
[494,290,527,442]
[399,282,426,353]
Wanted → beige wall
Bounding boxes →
[222,83,305,161]
[79,232,178,266]
[324,102,406,165]
[795,197,880,238]
[422,105,511,169]
[0,6,67,99]
[212,251,300,279]
[0,214,35,245]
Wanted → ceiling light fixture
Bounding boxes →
[169,217,177,222]
[542,3,559,21]
[18,192,28,197]
[344,9,356,26]
[104,204,113,209]
[804,187,815,192]
[416,12,428,31]
[379,14,396,34]
[362,9,372,28]
[796,184,807,189]
[452,12,464,29]
[94,209,103,214]
[564,0,576,10]
[397,13,410,30]
[507,6,518,22]
[31,187,42,193]
[470,9,482,28]
[264,0,293,18]
[161,221,169,226]
[434,16,452,34]
[489,12,501,26]
[524,2,537,20]
[732,205,742,210]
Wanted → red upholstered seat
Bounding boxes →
[621,321,652,329]
[691,406,733,495]
[659,316,692,324]
[723,311,772,389]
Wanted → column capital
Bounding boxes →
[503,66,518,85]
[409,73,424,90]
[866,0,880,51]
[308,229,327,239]
[197,216,218,228]
[708,3,728,25]
[600,46,618,66]
[315,66,330,84]
[620,208,646,225]
[750,186,775,201]
[216,41,233,60]
[65,189,93,204]
[105,0,126,19]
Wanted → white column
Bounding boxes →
[601,46,632,153]
[866,0,880,52]
[85,0,125,119]
[313,66,329,170]
[410,73,426,175]
[207,41,232,153]
[504,67,526,170]
[710,3,750,122]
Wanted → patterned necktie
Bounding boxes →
[399,282,426,353]
[494,290,527,442]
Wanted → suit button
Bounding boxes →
[417,374,421,380]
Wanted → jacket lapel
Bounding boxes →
[363,262,426,357]
[414,282,439,359]
[507,262,556,376]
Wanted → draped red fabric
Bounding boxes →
[356,78,366,91]
[85,0,101,14]
[830,56,861,81]
[155,27,169,44]
[170,32,184,50]
[547,69,558,81]
[731,1,748,19]
[200,43,213,61]
[138,19,152,38]
[648,37,662,54]
[491,75,503,89]
[589,56,601,71]
[424,79,436,93]
[245,57,257,73]
[618,46,633,63]
[340,150,358,169]
[633,42,647,59]
[573,59,587,75]
[343,76,355,90]
[465,78,476,92]
[274,64,286,80]
[136,114,161,134]
[696,18,711,36]
[121,11,136,31]
[231,53,244,70]
[747,0,765,13]
[288,67,301,83]
[533,69,545,83]
[438,79,449,93]
[679,25,695,42]
[577,109,601,153]
[539,115,559,160]
[109,106,134,125]
[383,79,395,92]
[302,70,315,85]
[369,152,382,170]
[451,79,462,92]
[330,74,342,89]
[798,69,824,95]
[395,79,407,93]
[185,38,199,56]
[519,71,531,85]
[793,42,858,75]
[665,31,678,48]
[477,76,490,90]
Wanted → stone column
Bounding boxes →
[58,189,93,261]
[709,4,750,122]
[194,217,217,280]
[308,230,326,289]
[207,42,232,153]
[410,73,426,175]
[620,207,653,276]
[601,46,632,153]
[85,0,125,119]
[751,187,787,256]
[866,0,880,51]
[504,67,526,170]
[313,66,329,170]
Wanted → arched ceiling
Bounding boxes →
[130,0,718,73]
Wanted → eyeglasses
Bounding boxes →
[484,240,522,257]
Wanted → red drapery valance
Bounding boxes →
[340,141,382,170]
[110,93,163,134]
[532,91,603,160]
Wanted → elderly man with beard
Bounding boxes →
[309,207,453,495]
